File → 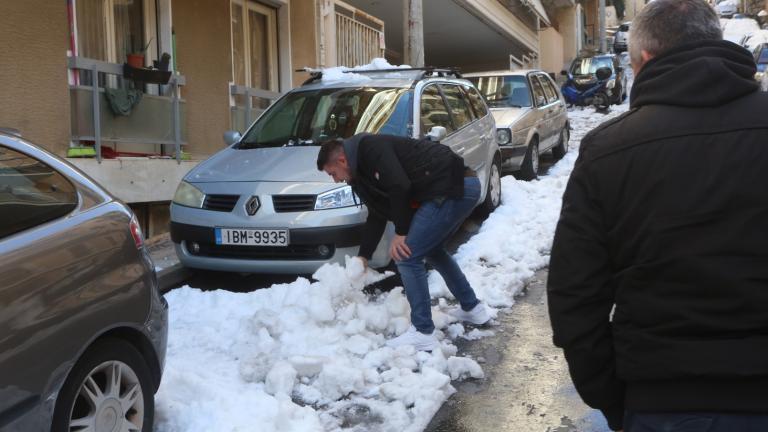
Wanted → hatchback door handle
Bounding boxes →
[456,146,466,154]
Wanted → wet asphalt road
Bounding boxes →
[425,270,610,432]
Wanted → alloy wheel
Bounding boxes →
[68,360,145,432]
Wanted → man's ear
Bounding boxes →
[641,49,654,64]
[337,152,348,167]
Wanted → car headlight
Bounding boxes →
[315,185,359,210]
[172,181,205,208]
[606,79,616,89]
[756,72,765,82]
[496,128,512,145]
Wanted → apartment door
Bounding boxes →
[231,0,279,109]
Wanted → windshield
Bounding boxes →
[237,87,413,149]
[570,57,614,75]
[468,75,532,108]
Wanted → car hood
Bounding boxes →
[186,146,333,183]
[490,107,530,128]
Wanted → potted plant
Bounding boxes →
[126,38,153,69]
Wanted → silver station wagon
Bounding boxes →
[466,70,570,180]
[170,68,502,274]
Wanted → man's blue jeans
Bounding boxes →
[625,412,768,432]
[395,176,482,334]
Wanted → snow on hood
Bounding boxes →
[490,107,530,128]
[186,146,331,183]
[321,58,412,83]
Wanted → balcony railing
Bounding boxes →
[230,85,281,133]
[67,56,187,163]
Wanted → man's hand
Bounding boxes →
[389,235,412,261]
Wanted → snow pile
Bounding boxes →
[321,58,412,83]
[155,104,630,431]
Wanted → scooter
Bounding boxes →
[560,67,613,111]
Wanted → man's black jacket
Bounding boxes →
[343,134,465,259]
[548,40,768,430]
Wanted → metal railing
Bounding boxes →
[335,1,385,67]
[230,85,281,132]
[67,56,187,163]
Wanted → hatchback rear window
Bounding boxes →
[468,75,532,108]
[237,87,413,149]
[0,146,78,239]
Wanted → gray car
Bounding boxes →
[466,70,570,180]
[0,130,168,432]
[170,68,502,274]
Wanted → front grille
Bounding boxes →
[193,242,334,260]
[203,194,239,212]
[272,195,316,213]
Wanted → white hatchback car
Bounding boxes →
[170,68,502,274]
[466,70,569,180]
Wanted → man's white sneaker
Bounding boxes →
[386,325,438,351]
[448,302,491,326]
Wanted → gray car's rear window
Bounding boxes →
[0,146,78,239]
[237,87,413,149]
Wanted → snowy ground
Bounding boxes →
[155,106,630,432]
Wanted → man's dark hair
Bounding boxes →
[316,139,345,171]
[629,0,722,64]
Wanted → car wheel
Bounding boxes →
[518,138,539,181]
[552,127,569,161]
[479,156,502,216]
[52,339,155,432]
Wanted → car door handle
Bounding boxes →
[456,146,466,154]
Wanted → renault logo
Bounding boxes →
[245,196,261,216]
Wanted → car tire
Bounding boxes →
[52,338,155,432]
[518,138,539,181]
[552,127,569,161]
[479,156,502,216]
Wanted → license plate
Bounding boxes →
[215,228,289,246]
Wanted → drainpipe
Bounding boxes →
[403,0,424,67]
[599,0,606,52]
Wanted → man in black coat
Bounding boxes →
[317,133,491,351]
[547,0,768,430]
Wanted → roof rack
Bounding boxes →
[0,127,22,138]
[295,66,463,85]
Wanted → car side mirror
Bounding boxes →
[596,67,613,81]
[560,70,568,76]
[223,130,242,146]
[426,126,447,141]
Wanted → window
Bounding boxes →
[468,75,532,108]
[72,0,158,87]
[529,76,547,106]
[237,87,412,148]
[0,146,78,239]
[537,75,558,104]
[463,85,489,118]
[231,0,279,109]
[420,85,455,136]
[440,85,475,129]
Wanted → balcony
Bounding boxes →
[67,56,188,162]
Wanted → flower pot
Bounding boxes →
[127,54,145,68]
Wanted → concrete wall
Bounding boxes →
[540,27,565,74]
[0,0,70,156]
[557,6,580,67]
[173,0,233,158]
[291,0,319,86]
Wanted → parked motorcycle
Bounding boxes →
[560,67,614,111]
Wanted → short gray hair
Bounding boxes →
[629,0,722,65]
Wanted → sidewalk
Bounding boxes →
[146,233,192,293]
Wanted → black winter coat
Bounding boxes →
[344,134,465,259]
[548,40,768,430]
